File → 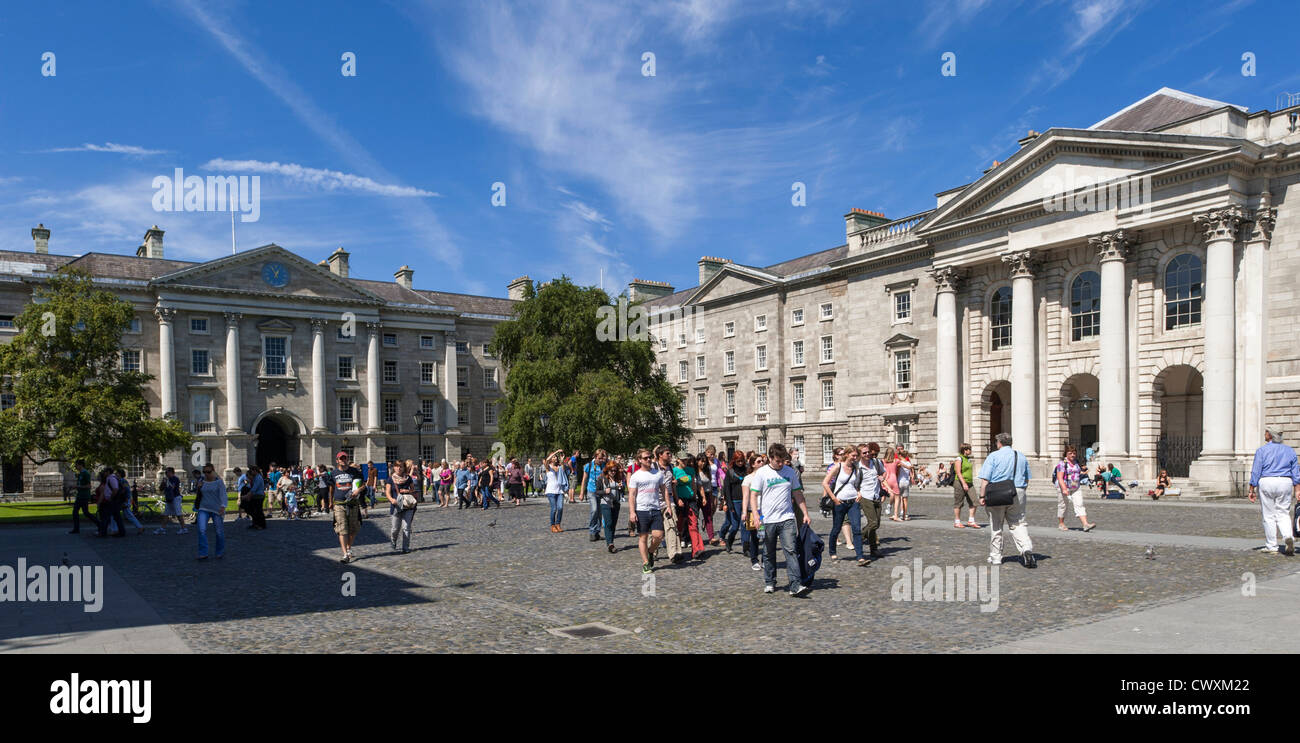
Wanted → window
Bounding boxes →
[678,360,689,382]
[483,344,493,357]
[336,326,354,341]
[678,332,687,348]
[457,366,468,388]
[724,321,735,337]
[0,393,14,410]
[755,345,767,370]
[680,398,688,420]
[383,398,399,425]
[755,315,767,331]
[485,401,498,426]
[821,378,834,409]
[421,445,437,463]
[756,385,768,414]
[793,434,805,456]
[338,396,355,423]
[457,403,470,427]
[191,349,209,375]
[791,308,804,326]
[695,328,705,344]
[895,350,912,390]
[484,367,498,389]
[420,335,434,350]
[420,361,436,384]
[127,457,146,479]
[659,336,668,351]
[792,381,805,411]
[128,317,141,333]
[122,349,141,372]
[263,336,287,376]
[1070,271,1101,341]
[894,291,912,322]
[819,302,833,320]
[895,424,911,448]
[696,392,707,419]
[724,350,735,375]
[820,335,833,363]
[190,317,208,334]
[659,363,667,377]
[383,360,398,383]
[725,388,736,416]
[337,355,354,380]
[697,439,707,452]
[821,434,835,464]
[757,433,768,453]
[456,341,469,354]
[191,392,212,427]
[792,339,804,366]
[696,355,706,379]
[383,333,397,347]
[385,446,401,464]
[420,398,436,421]
[0,315,17,330]
[1164,254,1203,330]
[990,287,1013,351]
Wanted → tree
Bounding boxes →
[490,277,687,456]
[0,268,192,469]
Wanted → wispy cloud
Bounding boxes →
[917,0,997,48]
[804,54,835,77]
[1066,0,1140,53]
[41,142,168,156]
[202,159,439,197]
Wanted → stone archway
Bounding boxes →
[1154,365,1203,477]
[251,409,305,471]
[977,380,1011,458]
[1060,373,1099,458]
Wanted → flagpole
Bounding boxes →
[231,207,236,255]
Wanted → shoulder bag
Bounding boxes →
[983,452,1021,507]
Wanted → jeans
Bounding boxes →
[588,491,601,536]
[828,500,864,560]
[719,500,742,542]
[390,508,414,550]
[761,518,803,590]
[97,503,125,537]
[120,502,143,531]
[599,500,621,545]
[196,510,225,558]
[547,493,564,526]
[71,495,99,532]
[482,487,499,509]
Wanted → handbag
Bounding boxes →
[983,452,1021,507]
[398,493,418,510]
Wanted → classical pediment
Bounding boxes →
[150,244,383,303]
[686,266,777,305]
[884,332,919,349]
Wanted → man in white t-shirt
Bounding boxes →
[746,443,812,596]
[628,448,672,574]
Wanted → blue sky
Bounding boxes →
[1,0,1295,297]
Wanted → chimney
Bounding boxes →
[507,275,531,301]
[31,224,50,254]
[982,160,1002,175]
[844,208,890,239]
[627,278,674,304]
[394,265,414,289]
[328,247,350,278]
[137,225,164,258]
[1017,129,1041,147]
[697,256,730,285]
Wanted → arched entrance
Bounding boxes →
[254,413,300,471]
[1155,365,1203,477]
[1061,374,1099,457]
[983,380,1011,455]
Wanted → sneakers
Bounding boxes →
[789,584,810,597]
[152,527,166,535]
[1021,551,1037,569]
[1287,537,1296,557]
[607,544,617,554]
[987,555,1001,565]
[339,555,352,564]
[642,563,653,574]
[763,585,775,594]
[751,561,762,571]
[1262,547,1282,556]
[178,528,189,534]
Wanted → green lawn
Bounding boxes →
[0,493,240,525]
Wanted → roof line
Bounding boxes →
[1088,87,1246,130]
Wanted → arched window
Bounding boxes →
[990,286,1013,351]
[1070,271,1101,341]
[1164,254,1202,330]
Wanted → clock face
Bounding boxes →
[261,262,290,288]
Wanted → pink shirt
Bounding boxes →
[882,461,899,493]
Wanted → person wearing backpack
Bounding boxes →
[856,443,887,559]
[95,468,126,538]
[821,446,869,567]
[110,468,145,536]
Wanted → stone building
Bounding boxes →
[0,227,523,492]
[642,88,1300,494]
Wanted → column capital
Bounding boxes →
[154,306,177,323]
[365,321,382,335]
[1088,229,1137,262]
[1193,205,1249,242]
[310,317,328,332]
[1000,249,1037,279]
[223,311,243,325]
[1249,191,1277,242]
[929,265,964,293]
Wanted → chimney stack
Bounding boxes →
[507,276,531,301]
[394,265,414,289]
[697,256,730,285]
[137,225,164,258]
[627,278,674,304]
[844,208,889,239]
[328,247,350,278]
[32,224,50,254]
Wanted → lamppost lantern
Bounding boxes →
[1077,393,1095,411]
[413,411,426,464]
[539,413,550,430]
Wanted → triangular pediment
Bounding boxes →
[884,332,918,348]
[151,244,383,303]
[686,265,778,305]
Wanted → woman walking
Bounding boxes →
[718,451,748,559]
[738,452,765,571]
[593,461,625,553]
[821,447,868,566]
[479,460,500,509]
[895,446,914,521]
[672,454,705,560]
[696,453,719,546]
[1055,446,1097,531]
[544,450,569,532]
[385,461,418,553]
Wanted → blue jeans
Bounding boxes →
[588,490,601,536]
[481,486,499,509]
[761,518,803,591]
[719,500,742,541]
[599,500,621,544]
[547,493,564,526]
[828,500,864,560]
[196,510,225,558]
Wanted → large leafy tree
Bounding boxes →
[0,268,191,469]
[491,277,686,456]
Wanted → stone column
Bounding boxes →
[224,312,243,433]
[1090,230,1134,456]
[1002,250,1038,456]
[1240,195,1274,453]
[931,266,962,460]
[155,307,177,417]
[1192,207,1247,468]
[310,318,327,434]
[366,322,382,433]
[443,333,459,432]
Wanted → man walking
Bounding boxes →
[856,443,886,559]
[1248,428,1300,556]
[161,466,188,534]
[747,443,812,596]
[330,452,364,563]
[978,433,1034,568]
[69,460,99,534]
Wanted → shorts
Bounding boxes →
[163,498,184,516]
[333,503,360,536]
[507,483,524,499]
[953,480,975,508]
[635,509,664,535]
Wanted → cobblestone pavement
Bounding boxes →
[7,496,1297,653]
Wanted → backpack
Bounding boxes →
[111,477,131,507]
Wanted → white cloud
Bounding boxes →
[1066,0,1138,52]
[201,159,439,197]
[42,142,168,156]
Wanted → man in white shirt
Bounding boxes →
[628,447,672,574]
[746,443,812,596]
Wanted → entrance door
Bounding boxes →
[255,417,294,471]
[1,457,21,493]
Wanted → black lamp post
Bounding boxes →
[413,411,426,465]
[539,413,551,452]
